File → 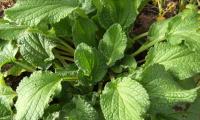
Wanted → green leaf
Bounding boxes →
[148,5,200,51]
[0,23,27,40]
[0,74,16,120]
[72,16,97,47]
[97,0,146,28]
[15,71,62,120]
[100,77,150,120]
[99,24,127,66]
[55,64,78,80]
[18,33,56,69]
[0,42,18,68]
[53,17,73,37]
[0,100,13,120]
[60,96,98,120]
[79,0,95,14]
[42,104,61,120]
[120,55,137,71]
[141,64,199,114]
[144,43,200,80]
[168,96,200,120]
[75,43,107,84]
[5,0,80,26]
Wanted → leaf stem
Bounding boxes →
[62,76,78,81]
[131,40,159,57]
[57,39,74,55]
[130,32,148,43]
[54,49,73,57]
[53,53,68,67]
[14,61,35,72]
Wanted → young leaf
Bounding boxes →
[148,5,200,51]
[0,42,18,68]
[100,77,150,120]
[99,24,127,66]
[75,43,107,83]
[15,71,62,120]
[5,0,80,26]
[60,96,98,120]
[97,0,146,28]
[144,43,200,80]
[0,23,27,40]
[142,64,199,114]
[72,16,98,47]
[18,33,56,69]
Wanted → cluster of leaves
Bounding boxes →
[0,0,200,120]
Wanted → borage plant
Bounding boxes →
[0,0,200,120]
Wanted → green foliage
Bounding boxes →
[0,0,199,120]
[96,0,146,29]
[99,24,127,66]
[75,43,107,84]
[0,42,18,68]
[18,33,56,69]
[100,77,150,120]
[15,71,62,120]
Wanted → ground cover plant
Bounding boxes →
[0,0,200,120]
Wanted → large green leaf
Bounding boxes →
[144,43,200,80]
[99,24,127,66]
[148,5,200,51]
[141,64,199,114]
[0,23,27,40]
[18,33,56,69]
[5,0,80,26]
[60,96,98,120]
[72,16,98,47]
[75,43,107,84]
[0,42,18,68]
[96,0,146,29]
[15,71,62,120]
[100,77,150,120]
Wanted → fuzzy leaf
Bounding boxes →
[142,64,199,114]
[75,43,107,83]
[18,33,56,69]
[145,43,200,80]
[0,42,18,68]
[5,0,80,26]
[148,5,200,51]
[53,18,72,37]
[97,0,146,28]
[99,24,127,66]
[15,71,62,120]
[100,77,150,120]
[61,96,98,120]
[0,100,13,120]
[0,74,16,120]
[0,23,27,40]
[72,16,97,47]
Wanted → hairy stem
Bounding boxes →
[132,40,159,57]
[14,61,35,72]
[130,32,148,44]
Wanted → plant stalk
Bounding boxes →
[130,32,148,43]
